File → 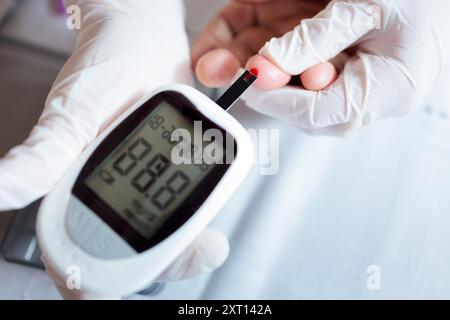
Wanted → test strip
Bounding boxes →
[216,69,258,111]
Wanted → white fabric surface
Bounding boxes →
[1,0,450,299]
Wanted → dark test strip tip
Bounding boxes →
[216,70,258,111]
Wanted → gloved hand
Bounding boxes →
[194,0,450,135]
[0,0,229,296]
[0,0,192,210]
[243,0,450,134]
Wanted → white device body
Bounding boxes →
[37,84,253,297]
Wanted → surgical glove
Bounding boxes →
[0,0,229,296]
[0,0,192,210]
[243,0,450,135]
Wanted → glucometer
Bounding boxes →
[37,70,257,297]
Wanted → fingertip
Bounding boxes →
[300,62,338,91]
[195,48,241,88]
[245,55,291,90]
[157,229,229,282]
[196,229,230,270]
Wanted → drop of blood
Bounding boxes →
[250,68,259,77]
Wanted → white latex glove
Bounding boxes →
[0,0,229,295]
[0,0,193,210]
[243,0,450,135]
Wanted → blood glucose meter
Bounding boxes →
[37,70,257,297]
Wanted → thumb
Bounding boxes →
[259,0,383,75]
[156,228,229,282]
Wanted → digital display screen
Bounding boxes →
[85,101,221,239]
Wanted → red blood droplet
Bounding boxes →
[250,68,259,77]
